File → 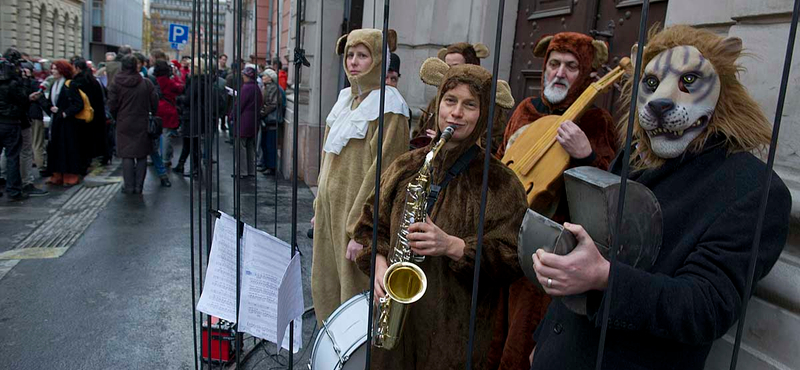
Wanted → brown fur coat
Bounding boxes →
[354,144,527,369]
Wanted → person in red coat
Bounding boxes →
[153,61,184,166]
[488,32,618,370]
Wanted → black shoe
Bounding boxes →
[121,188,134,194]
[257,165,267,172]
[172,164,184,174]
[22,184,49,196]
[160,177,172,187]
[9,192,29,201]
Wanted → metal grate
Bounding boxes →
[0,183,121,260]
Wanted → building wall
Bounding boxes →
[0,0,84,60]
[151,0,225,57]
[279,0,518,184]
[666,2,800,369]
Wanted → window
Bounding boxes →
[92,0,103,27]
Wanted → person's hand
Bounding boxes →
[345,239,365,262]
[373,254,389,305]
[533,222,609,296]
[556,120,592,159]
[29,91,41,101]
[408,216,465,260]
[310,216,315,228]
[50,106,58,113]
[425,129,436,139]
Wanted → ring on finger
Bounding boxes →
[547,278,552,288]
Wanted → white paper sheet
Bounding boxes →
[277,254,304,352]
[196,212,238,322]
[237,225,303,352]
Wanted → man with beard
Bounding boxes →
[489,32,618,370]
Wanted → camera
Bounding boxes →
[0,48,23,82]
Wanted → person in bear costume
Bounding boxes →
[311,28,410,325]
[353,59,527,369]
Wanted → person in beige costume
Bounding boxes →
[311,29,410,324]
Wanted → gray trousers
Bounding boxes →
[122,157,147,192]
[20,127,34,186]
[30,119,45,168]
[238,137,255,176]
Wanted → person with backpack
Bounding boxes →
[41,60,86,187]
[72,58,107,169]
[257,68,283,175]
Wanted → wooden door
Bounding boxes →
[508,0,668,117]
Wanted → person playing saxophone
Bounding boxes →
[352,59,528,369]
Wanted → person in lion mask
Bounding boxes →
[528,25,791,369]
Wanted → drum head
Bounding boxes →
[310,292,369,370]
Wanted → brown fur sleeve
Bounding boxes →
[498,97,544,158]
[579,107,618,171]
[345,113,410,239]
[353,151,419,274]
[449,162,527,284]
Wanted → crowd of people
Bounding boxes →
[0,45,287,197]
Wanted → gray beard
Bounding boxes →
[543,75,569,104]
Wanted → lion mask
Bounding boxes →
[621,25,772,169]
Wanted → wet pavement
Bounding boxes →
[0,135,317,369]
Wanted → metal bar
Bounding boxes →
[234,0,244,366]
[464,0,504,368]
[729,0,800,368]
[595,1,650,369]
[254,0,259,229]
[275,0,281,237]
[365,1,390,368]
[189,1,202,368]
[318,0,323,178]
[290,0,306,364]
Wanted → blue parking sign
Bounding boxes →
[169,24,190,44]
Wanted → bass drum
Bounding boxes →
[309,292,369,369]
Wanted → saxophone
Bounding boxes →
[373,125,456,349]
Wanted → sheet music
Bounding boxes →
[196,212,238,322]
[237,225,302,351]
[277,254,304,352]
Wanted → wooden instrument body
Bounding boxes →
[501,57,630,214]
[506,115,571,216]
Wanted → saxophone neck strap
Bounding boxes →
[426,145,479,215]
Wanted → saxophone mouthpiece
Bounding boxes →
[442,125,457,141]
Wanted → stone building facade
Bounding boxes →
[0,0,83,59]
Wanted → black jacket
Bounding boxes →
[0,78,31,125]
[531,137,791,370]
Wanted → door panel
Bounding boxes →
[509,0,668,120]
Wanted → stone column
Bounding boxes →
[31,4,42,59]
[44,8,54,59]
[1,0,19,52]
[17,0,30,53]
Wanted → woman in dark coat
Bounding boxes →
[108,55,158,193]
[174,64,223,176]
[43,60,85,186]
[153,60,183,166]
[230,66,262,177]
[72,58,107,168]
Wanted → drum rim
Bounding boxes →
[310,292,369,367]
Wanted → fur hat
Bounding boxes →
[261,68,278,82]
[533,32,608,110]
[335,28,397,96]
[437,42,490,66]
[419,57,514,154]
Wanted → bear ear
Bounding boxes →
[533,35,553,58]
[387,29,398,52]
[437,47,448,61]
[630,43,647,71]
[717,37,743,61]
[420,57,450,87]
[336,34,348,55]
[473,43,490,59]
[592,40,609,69]
[496,80,515,109]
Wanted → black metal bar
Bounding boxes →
[254,0,259,230]
[318,0,324,179]
[234,0,244,367]
[729,0,800,368]
[274,0,281,237]
[290,0,308,364]
[365,2,390,369]
[595,2,649,370]
[464,1,504,368]
[189,3,199,368]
